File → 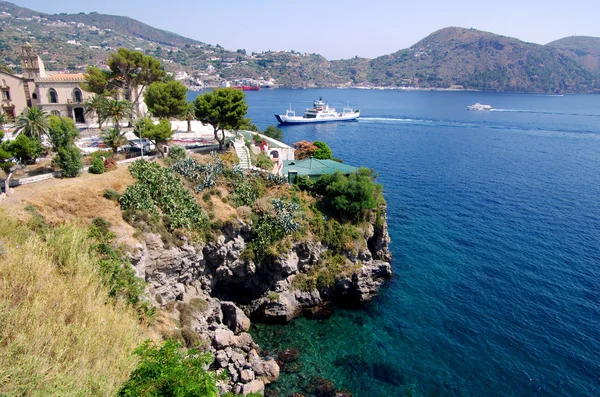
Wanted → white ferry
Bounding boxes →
[467,103,493,111]
[275,98,360,124]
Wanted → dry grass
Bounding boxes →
[1,166,136,245]
[0,212,148,396]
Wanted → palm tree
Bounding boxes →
[104,99,134,132]
[14,107,50,139]
[184,102,195,132]
[0,112,7,132]
[101,128,129,154]
[84,95,108,130]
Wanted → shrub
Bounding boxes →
[89,157,106,174]
[48,116,79,151]
[54,145,83,178]
[254,151,274,170]
[313,141,333,159]
[313,168,382,222]
[104,158,117,171]
[168,145,186,163]
[263,125,283,140]
[8,134,42,164]
[117,340,224,397]
[121,160,206,231]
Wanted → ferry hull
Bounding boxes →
[275,112,360,124]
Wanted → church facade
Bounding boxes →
[0,43,93,124]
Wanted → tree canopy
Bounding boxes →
[48,116,79,151]
[139,117,174,157]
[193,88,248,151]
[262,125,283,140]
[144,80,188,119]
[107,48,166,114]
[14,107,49,139]
[313,141,332,159]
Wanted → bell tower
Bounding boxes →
[19,42,46,80]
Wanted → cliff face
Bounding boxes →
[130,206,392,394]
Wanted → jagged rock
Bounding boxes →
[228,363,239,382]
[307,376,336,397]
[213,328,237,349]
[236,332,254,351]
[221,301,251,334]
[215,350,229,368]
[259,358,280,384]
[231,351,246,370]
[242,379,265,395]
[240,368,255,383]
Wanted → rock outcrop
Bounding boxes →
[129,207,392,395]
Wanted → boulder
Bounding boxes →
[258,358,280,384]
[221,301,251,334]
[213,328,237,349]
[242,380,265,395]
[240,368,255,383]
[215,350,229,368]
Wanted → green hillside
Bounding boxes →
[546,36,600,72]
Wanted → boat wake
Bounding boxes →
[360,117,419,122]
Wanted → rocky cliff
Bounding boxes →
[129,206,392,395]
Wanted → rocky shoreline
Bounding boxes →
[130,206,392,395]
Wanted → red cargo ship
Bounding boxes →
[232,85,260,91]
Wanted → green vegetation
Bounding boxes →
[48,116,79,152]
[13,107,49,139]
[53,144,83,178]
[5,134,42,165]
[313,141,333,160]
[138,117,174,157]
[120,160,207,231]
[117,340,223,397]
[89,156,106,174]
[193,88,249,151]
[254,151,274,170]
[262,125,283,140]
[144,80,188,119]
[102,127,129,154]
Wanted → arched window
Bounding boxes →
[72,88,82,103]
[270,150,280,159]
[51,110,60,116]
[48,88,58,104]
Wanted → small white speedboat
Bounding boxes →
[467,103,492,111]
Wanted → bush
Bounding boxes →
[104,158,117,171]
[263,125,283,140]
[89,157,106,174]
[48,116,79,151]
[8,134,42,164]
[313,168,382,222]
[54,145,83,178]
[313,141,332,160]
[254,151,274,170]
[117,340,224,397]
[103,189,121,201]
[168,145,186,163]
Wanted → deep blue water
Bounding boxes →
[190,89,600,396]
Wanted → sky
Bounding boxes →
[11,0,600,60]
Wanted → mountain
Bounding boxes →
[546,36,600,72]
[0,1,598,93]
[360,27,597,93]
[0,1,201,47]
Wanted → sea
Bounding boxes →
[188,89,600,397]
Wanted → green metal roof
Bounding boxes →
[281,158,359,177]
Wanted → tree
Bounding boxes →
[48,116,79,151]
[54,145,83,178]
[313,141,332,159]
[84,95,109,129]
[101,128,129,154]
[104,99,134,132]
[0,133,42,195]
[193,88,248,151]
[263,125,283,140]
[14,107,50,139]
[144,80,188,119]
[81,66,114,96]
[184,102,195,132]
[139,117,173,157]
[107,48,166,116]
[294,140,318,159]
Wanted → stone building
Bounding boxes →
[0,43,93,124]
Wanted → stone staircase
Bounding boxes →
[233,138,252,169]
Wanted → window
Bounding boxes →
[48,88,58,103]
[2,90,10,101]
[72,88,82,103]
[51,110,60,116]
[32,93,38,100]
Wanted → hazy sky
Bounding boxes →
[12,0,600,59]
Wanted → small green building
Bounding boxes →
[282,158,359,183]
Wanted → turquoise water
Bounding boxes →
[191,89,600,396]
